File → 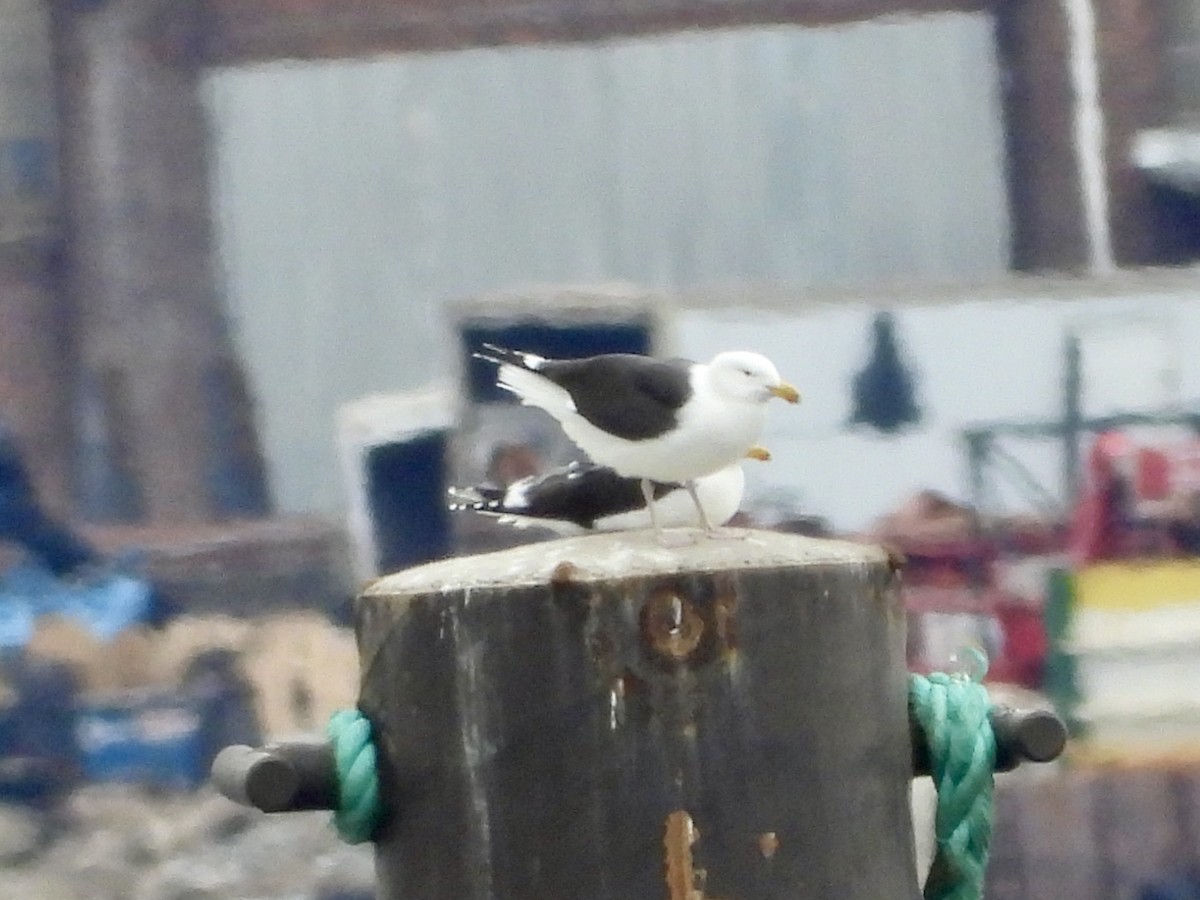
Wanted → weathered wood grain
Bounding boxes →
[357,529,917,899]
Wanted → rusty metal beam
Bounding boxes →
[1093,0,1172,266]
[994,0,1090,271]
[201,0,988,65]
[994,0,1170,271]
[50,0,273,523]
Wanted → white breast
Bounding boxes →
[556,393,765,483]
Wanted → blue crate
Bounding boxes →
[75,691,207,789]
[366,431,453,571]
[0,658,81,804]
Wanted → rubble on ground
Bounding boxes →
[1,784,374,900]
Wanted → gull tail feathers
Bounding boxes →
[496,363,577,416]
[472,343,546,371]
[447,484,584,535]
[446,486,489,509]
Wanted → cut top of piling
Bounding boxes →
[364,528,889,595]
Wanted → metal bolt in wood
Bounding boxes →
[356,529,918,900]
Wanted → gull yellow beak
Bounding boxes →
[769,382,801,404]
[746,445,772,462]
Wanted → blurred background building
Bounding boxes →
[3,0,1200,897]
[0,0,1196,528]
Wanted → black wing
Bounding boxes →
[451,463,681,529]
[538,354,693,441]
[513,465,680,527]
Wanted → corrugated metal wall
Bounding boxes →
[202,12,1009,514]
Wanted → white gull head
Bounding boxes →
[705,351,801,404]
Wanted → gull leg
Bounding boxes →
[687,479,744,541]
[646,478,695,547]
[641,479,662,535]
[686,480,715,532]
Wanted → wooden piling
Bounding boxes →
[356,529,918,900]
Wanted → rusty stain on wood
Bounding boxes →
[642,587,705,664]
[884,543,908,575]
[639,575,743,671]
[549,557,593,614]
[665,809,735,900]
[664,809,699,900]
[550,560,579,584]
[711,575,739,665]
[758,831,780,859]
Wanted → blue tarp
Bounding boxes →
[0,561,154,647]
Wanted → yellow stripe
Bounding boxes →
[1070,742,1200,768]
[1075,561,1200,611]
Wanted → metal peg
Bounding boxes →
[911,705,1067,777]
[989,706,1067,771]
[212,740,339,813]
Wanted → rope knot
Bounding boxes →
[909,669,997,900]
[328,708,383,844]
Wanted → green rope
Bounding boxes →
[323,680,997,881]
[327,708,383,844]
[909,668,996,900]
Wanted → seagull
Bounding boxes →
[473,345,798,536]
[449,461,745,535]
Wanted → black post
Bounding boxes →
[356,530,919,900]
[208,531,1069,900]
